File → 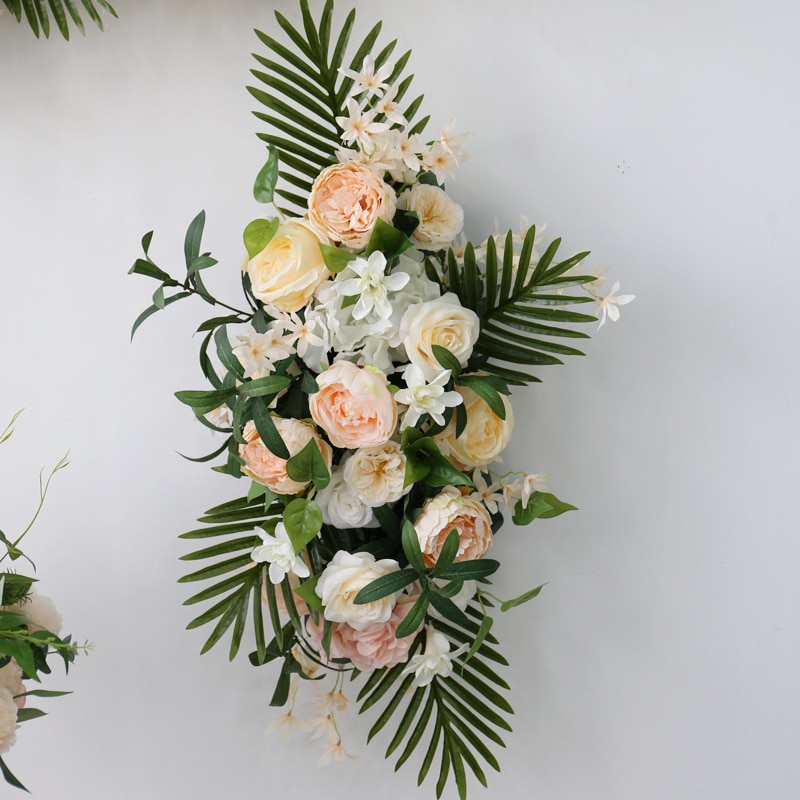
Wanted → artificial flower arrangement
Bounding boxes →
[0,411,86,792]
[130,2,632,796]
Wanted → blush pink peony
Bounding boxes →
[239,418,332,495]
[307,161,396,249]
[309,361,398,449]
[413,486,493,568]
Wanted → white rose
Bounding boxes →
[399,293,480,381]
[246,219,331,312]
[315,551,401,630]
[398,184,464,249]
[436,386,514,467]
[316,467,378,529]
[343,441,410,507]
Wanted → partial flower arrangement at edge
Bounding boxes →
[0,410,89,792]
[1,0,116,40]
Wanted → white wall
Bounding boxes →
[1,1,798,797]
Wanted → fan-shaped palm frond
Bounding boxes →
[2,0,116,40]
[178,495,283,660]
[357,606,512,800]
[447,226,599,385]
[248,0,426,216]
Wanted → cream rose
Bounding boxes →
[246,219,330,312]
[343,441,410,507]
[413,486,493,568]
[316,466,378,529]
[398,183,464,249]
[309,360,398,449]
[307,162,397,250]
[0,687,17,755]
[436,385,514,467]
[239,418,333,495]
[399,293,480,381]
[315,550,401,630]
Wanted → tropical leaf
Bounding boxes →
[356,604,512,799]
[179,495,283,659]
[2,0,117,40]
[446,226,599,384]
[248,0,425,215]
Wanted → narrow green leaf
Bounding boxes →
[237,374,292,399]
[251,398,290,460]
[430,529,459,577]
[458,375,506,419]
[431,344,461,378]
[174,387,236,414]
[402,518,427,575]
[184,210,205,269]
[436,559,500,582]
[500,584,545,612]
[465,615,493,661]
[396,585,429,638]
[353,568,417,605]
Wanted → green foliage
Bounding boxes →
[179,495,282,659]
[2,0,117,40]
[356,606,513,800]
[248,0,426,215]
[446,226,599,385]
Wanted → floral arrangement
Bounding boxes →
[130,2,632,796]
[1,0,116,40]
[0,411,86,792]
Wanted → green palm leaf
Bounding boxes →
[2,0,116,40]
[248,0,425,216]
[447,226,599,384]
[356,606,513,800]
[178,495,281,658]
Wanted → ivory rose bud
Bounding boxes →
[309,360,398,449]
[315,550,402,631]
[343,441,410,507]
[398,183,464,249]
[413,486,493,568]
[436,385,514,468]
[307,161,397,249]
[246,219,331,312]
[399,294,480,382]
[316,466,378,529]
[239,418,333,495]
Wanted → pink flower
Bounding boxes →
[309,361,398,449]
[239,418,332,495]
[307,162,396,249]
[304,597,419,672]
[413,486,493,568]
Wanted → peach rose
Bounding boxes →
[307,162,397,249]
[246,219,331,312]
[239,418,332,495]
[309,360,398,449]
[413,486,493,568]
[435,385,513,467]
[399,293,480,382]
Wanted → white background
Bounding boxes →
[2,0,799,797]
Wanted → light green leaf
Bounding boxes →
[243,218,280,259]
[253,145,280,203]
[500,584,545,612]
[282,498,322,553]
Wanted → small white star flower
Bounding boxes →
[375,85,408,125]
[402,625,468,687]
[395,364,463,429]
[471,469,504,515]
[251,521,310,584]
[339,55,392,98]
[520,473,550,508]
[595,281,635,329]
[233,324,293,379]
[336,98,390,152]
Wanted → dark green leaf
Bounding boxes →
[253,145,280,203]
[436,559,500,582]
[283,498,323,553]
[353,568,417,604]
[285,437,330,490]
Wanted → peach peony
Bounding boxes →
[0,687,17,755]
[239,418,333,495]
[413,486,493,568]
[0,662,25,710]
[307,162,396,249]
[343,441,409,507]
[398,183,464,249]
[309,361,397,449]
[246,219,331,312]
